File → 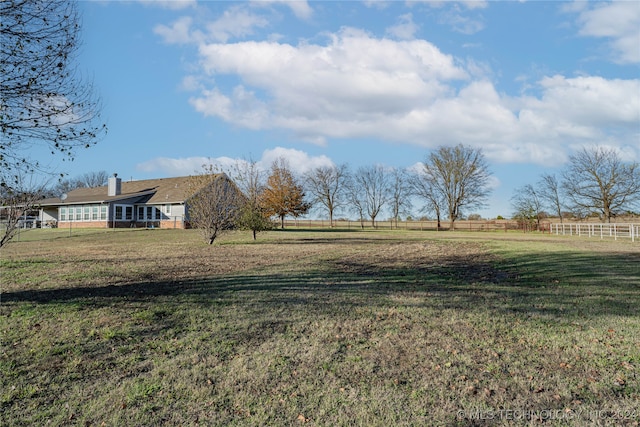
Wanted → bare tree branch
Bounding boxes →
[0,0,106,189]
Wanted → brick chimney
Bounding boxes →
[108,173,121,196]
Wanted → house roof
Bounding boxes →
[39,176,207,206]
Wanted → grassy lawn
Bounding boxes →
[1,228,638,426]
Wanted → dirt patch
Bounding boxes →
[331,240,507,284]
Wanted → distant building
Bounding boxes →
[38,174,236,229]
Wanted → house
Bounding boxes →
[37,173,234,229]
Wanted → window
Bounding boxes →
[138,206,145,220]
[115,206,123,220]
[58,204,107,222]
[155,207,161,220]
[146,206,153,220]
[125,206,133,220]
[164,204,171,215]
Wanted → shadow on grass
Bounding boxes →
[3,247,638,320]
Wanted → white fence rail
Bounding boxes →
[550,223,639,242]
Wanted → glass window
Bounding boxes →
[125,206,133,220]
[146,206,153,220]
[115,206,123,220]
[75,207,82,221]
[100,206,107,220]
[138,206,145,220]
[92,206,98,220]
[83,207,90,221]
[60,207,66,221]
[155,207,161,220]
[164,204,171,214]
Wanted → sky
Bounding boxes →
[50,0,640,219]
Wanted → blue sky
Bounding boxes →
[55,0,639,218]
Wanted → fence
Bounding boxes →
[550,223,639,242]
[282,219,529,232]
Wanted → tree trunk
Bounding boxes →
[280,214,285,229]
[253,229,257,240]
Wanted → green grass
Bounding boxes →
[1,229,638,426]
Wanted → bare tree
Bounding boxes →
[344,176,367,229]
[388,167,412,229]
[49,177,83,198]
[45,170,109,198]
[0,172,48,248]
[421,144,491,230]
[538,173,564,223]
[78,170,109,188]
[409,168,445,229]
[304,164,350,227]
[186,166,243,245]
[1,0,106,190]
[511,184,544,231]
[562,147,640,222]
[352,165,389,228]
[260,158,310,229]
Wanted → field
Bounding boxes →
[1,228,639,426]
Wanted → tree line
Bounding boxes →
[511,146,640,229]
[189,143,639,244]
[189,144,493,243]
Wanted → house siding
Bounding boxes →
[36,175,235,230]
[53,203,187,229]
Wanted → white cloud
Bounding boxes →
[416,1,488,10]
[386,13,419,40]
[175,24,638,168]
[260,147,334,175]
[138,0,196,10]
[412,0,487,34]
[154,6,269,44]
[362,0,390,10]
[438,7,485,35]
[572,1,640,63]
[136,156,213,175]
[137,148,333,177]
[250,0,313,20]
[154,16,200,45]
[206,6,270,43]
[192,28,467,120]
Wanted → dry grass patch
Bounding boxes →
[1,229,638,426]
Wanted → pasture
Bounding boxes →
[1,228,638,426]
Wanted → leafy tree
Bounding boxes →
[421,144,491,230]
[230,158,273,240]
[304,164,349,227]
[562,147,640,223]
[186,167,243,245]
[0,0,106,190]
[236,202,274,240]
[260,158,310,229]
[352,165,389,228]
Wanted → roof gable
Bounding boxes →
[40,175,221,206]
